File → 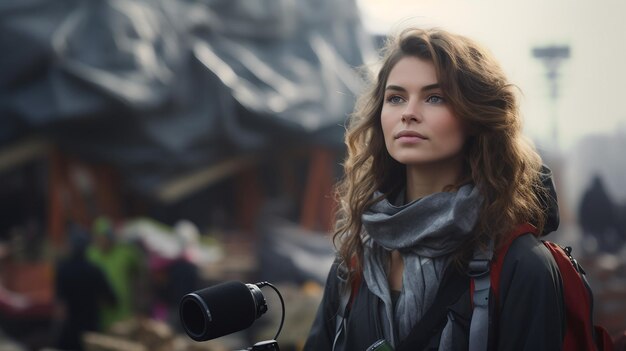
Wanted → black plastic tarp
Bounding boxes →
[0,0,374,194]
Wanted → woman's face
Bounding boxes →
[380,56,466,168]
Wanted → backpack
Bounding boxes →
[469,223,614,351]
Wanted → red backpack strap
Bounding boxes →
[489,222,538,301]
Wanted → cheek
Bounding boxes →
[436,115,467,148]
[380,111,394,144]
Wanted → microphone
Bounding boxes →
[179,281,268,341]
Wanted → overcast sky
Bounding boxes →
[356,0,626,152]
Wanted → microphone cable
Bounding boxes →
[255,281,285,341]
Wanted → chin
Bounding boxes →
[389,151,427,164]
[391,154,462,168]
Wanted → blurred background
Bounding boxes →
[0,0,624,350]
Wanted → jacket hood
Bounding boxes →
[539,165,560,236]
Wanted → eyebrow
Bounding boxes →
[385,83,441,93]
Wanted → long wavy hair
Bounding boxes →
[334,28,548,280]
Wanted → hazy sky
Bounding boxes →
[356,0,626,152]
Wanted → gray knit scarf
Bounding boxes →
[361,184,482,346]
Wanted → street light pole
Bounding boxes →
[532,45,570,150]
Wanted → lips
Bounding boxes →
[395,130,427,139]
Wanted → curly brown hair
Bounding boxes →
[333,28,548,280]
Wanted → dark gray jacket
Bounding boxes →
[304,233,565,350]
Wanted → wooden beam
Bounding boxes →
[0,137,48,173]
[155,155,258,204]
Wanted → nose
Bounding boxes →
[401,111,421,123]
[401,101,421,123]
[401,113,416,122]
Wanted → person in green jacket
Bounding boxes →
[87,216,145,331]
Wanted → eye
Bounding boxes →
[386,95,405,104]
[426,95,445,104]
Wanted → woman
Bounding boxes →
[304,28,564,350]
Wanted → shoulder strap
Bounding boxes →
[468,240,494,351]
[469,223,538,351]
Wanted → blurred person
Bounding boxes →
[578,175,624,253]
[167,220,201,306]
[151,220,200,329]
[304,28,565,350]
[54,224,116,351]
[167,221,200,328]
[0,241,31,312]
[87,216,145,331]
